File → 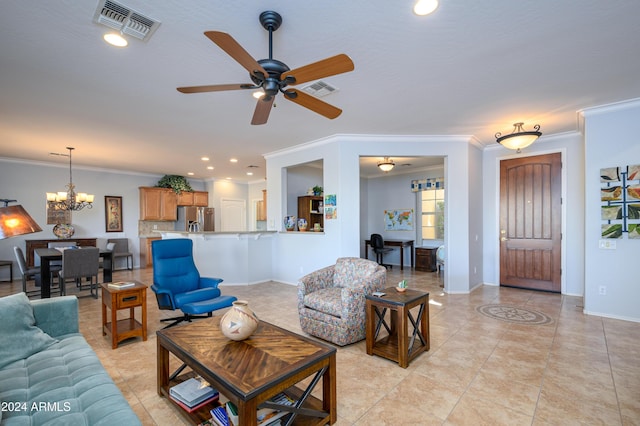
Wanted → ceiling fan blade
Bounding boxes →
[204,31,268,80]
[281,54,354,86]
[177,84,257,94]
[251,96,275,125]
[284,89,342,119]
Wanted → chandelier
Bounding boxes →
[378,157,395,172]
[46,147,94,211]
[495,122,542,153]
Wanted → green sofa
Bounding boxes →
[0,293,141,425]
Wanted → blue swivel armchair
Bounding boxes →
[151,238,236,328]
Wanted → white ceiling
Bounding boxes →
[1,0,639,182]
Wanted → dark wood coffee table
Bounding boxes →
[157,317,337,425]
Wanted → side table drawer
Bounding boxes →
[117,292,141,308]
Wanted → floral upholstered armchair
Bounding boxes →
[297,257,386,346]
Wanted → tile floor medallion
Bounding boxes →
[476,304,554,325]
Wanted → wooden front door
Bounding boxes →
[499,153,562,292]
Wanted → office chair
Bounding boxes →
[370,233,393,269]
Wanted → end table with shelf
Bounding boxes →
[365,287,430,368]
[101,281,148,349]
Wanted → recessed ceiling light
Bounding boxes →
[226,177,232,180]
[413,0,439,16]
[103,33,128,47]
[207,166,214,170]
[201,156,210,161]
[187,172,194,176]
[230,158,238,163]
[246,172,254,176]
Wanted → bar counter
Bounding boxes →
[155,231,276,285]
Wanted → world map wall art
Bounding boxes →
[601,164,640,239]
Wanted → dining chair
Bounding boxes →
[58,247,100,298]
[99,242,116,270]
[14,247,41,298]
[107,238,133,270]
[46,241,77,269]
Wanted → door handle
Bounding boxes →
[500,236,509,242]
[500,229,508,242]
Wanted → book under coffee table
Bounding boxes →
[157,316,337,426]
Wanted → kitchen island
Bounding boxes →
[155,231,277,285]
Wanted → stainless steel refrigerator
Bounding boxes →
[177,206,215,232]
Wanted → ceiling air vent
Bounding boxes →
[301,80,338,98]
[93,0,161,42]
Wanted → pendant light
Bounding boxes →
[46,147,94,211]
[378,157,395,172]
[495,122,541,152]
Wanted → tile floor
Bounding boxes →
[4,266,640,425]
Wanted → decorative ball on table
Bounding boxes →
[220,300,259,341]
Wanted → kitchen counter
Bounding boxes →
[154,230,277,237]
[155,231,276,285]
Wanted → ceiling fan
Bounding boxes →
[177,11,355,125]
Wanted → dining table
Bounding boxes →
[34,247,113,298]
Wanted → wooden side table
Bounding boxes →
[365,287,430,368]
[101,281,147,349]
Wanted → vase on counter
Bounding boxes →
[220,300,259,341]
[297,218,308,232]
[284,215,296,231]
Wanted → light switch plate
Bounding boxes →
[599,240,617,249]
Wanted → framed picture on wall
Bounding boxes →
[46,206,71,225]
[105,196,123,232]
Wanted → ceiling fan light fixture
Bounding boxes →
[495,122,542,153]
[414,0,439,16]
[378,157,395,172]
[252,90,265,99]
[103,32,128,47]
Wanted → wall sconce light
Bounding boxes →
[0,199,43,240]
[378,157,395,172]
[495,122,542,152]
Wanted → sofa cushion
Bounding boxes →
[304,287,342,318]
[0,335,141,425]
[333,257,378,289]
[0,293,57,369]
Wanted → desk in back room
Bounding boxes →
[364,239,414,270]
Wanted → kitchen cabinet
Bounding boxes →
[257,190,267,221]
[177,191,208,206]
[415,247,437,272]
[298,196,323,231]
[139,187,177,221]
[140,237,161,266]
